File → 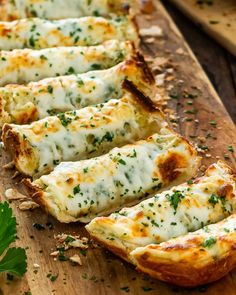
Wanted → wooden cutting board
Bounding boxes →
[1,1,236,294]
[168,0,236,56]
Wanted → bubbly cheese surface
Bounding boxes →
[87,161,236,255]
[5,95,164,176]
[0,58,154,125]
[0,16,138,50]
[0,40,133,86]
[132,213,236,264]
[0,0,139,20]
[29,127,199,223]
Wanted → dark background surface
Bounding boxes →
[161,0,236,123]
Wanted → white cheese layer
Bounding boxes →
[0,59,153,126]
[7,95,164,176]
[0,40,133,86]
[87,161,236,254]
[31,127,199,223]
[0,16,138,50]
[0,0,139,21]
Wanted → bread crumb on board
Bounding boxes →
[19,201,39,211]
[69,254,82,266]
[5,188,28,200]
[139,25,163,37]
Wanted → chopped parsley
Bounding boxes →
[64,236,75,244]
[73,185,81,195]
[47,85,53,94]
[91,64,101,70]
[228,145,234,152]
[142,286,153,291]
[57,113,72,127]
[57,247,68,261]
[167,191,185,214]
[29,35,36,47]
[83,167,89,173]
[210,120,217,127]
[67,67,75,74]
[202,237,216,248]
[77,77,84,86]
[33,223,45,230]
[129,149,137,158]
[151,220,159,227]
[208,194,219,206]
[53,159,59,165]
[102,132,114,142]
[208,194,230,212]
[120,286,129,292]
[49,273,58,282]
[118,159,126,165]
[40,55,47,61]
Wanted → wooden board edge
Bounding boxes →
[167,0,236,56]
[156,0,236,124]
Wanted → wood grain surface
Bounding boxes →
[168,0,236,56]
[163,0,236,124]
[1,1,236,294]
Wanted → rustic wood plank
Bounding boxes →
[228,53,236,89]
[163,0,236,123]
[1,1,236,294]
[167,0,236,56]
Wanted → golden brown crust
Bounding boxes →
[0,1,14,21]
[140,0,154,13]
[89,233,131,263]
[134,52,155,85]
[130,16,140,45]
[2,124,36,175]
[123,79,160,113]
[135,252,236,287]
[124,52,155,86]
[133,245,236,287]
[22,178,40,195]
[217,160,236,182]
[22,178,49,211]
[158,152,185,183]
[132,211,236,287]
[2,124,20,161]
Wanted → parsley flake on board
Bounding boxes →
[0,202,27,277]
[228,145,234,152]
[120,286,130,292]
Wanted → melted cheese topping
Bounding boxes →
[31,127,199,223]
[6,95,164,176]
[87,161,236,255]
[0,59,153,126]
[131,213,236,286]
[134,213,236,262]
[0,16,138,50]
[0,0,139,21]
[0,40,133,86]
